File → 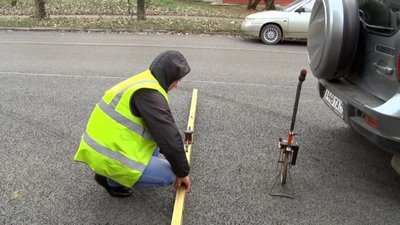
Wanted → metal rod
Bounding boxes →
[289,69,307,133]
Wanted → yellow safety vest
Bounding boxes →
[74,70,169,187]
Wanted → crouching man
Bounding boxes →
[74,50,191,197]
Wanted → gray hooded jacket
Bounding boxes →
[129,50,191,177]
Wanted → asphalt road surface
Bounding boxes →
[0,31,399,225]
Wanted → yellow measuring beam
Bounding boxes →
[171,89,198,225]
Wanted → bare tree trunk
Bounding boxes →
[34,0,46,19]
[127,0,132,16]
[247,0,253,10]
[137,0,146,20]
[266,0,275,10]
[248,0,275,10]
[248,0,261,10]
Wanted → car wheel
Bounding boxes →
[307,0,359,80]
[260,24,282,45]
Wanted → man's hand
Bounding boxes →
[174,176,191,192]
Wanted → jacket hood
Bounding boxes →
[149,50,191,92]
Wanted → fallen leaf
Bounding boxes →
[12,190,28,199]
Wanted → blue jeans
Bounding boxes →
[107,147,176,188]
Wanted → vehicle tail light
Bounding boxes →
[364,114,378,129]
[398,53,400,82]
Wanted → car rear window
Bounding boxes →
[358,0,400,34]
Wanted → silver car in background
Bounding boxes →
[241,0,315,45]
[307,0,400,174]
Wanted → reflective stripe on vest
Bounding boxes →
[83,132,146,172]
[98,99,153,140]
[109,79,158,109]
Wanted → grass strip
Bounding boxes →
[0,16,244,34]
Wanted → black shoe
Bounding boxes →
[94,174,133,197]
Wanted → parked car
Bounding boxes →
[241,0,315,45]
[307,0,400,174]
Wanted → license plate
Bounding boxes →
[323,89,344,118]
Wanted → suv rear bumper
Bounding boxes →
[318,78,400,155]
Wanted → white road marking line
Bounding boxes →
[0,41,307,55]
[0,71,311,88]
[0,71,124,79]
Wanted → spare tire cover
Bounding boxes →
[307,0,359,80]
